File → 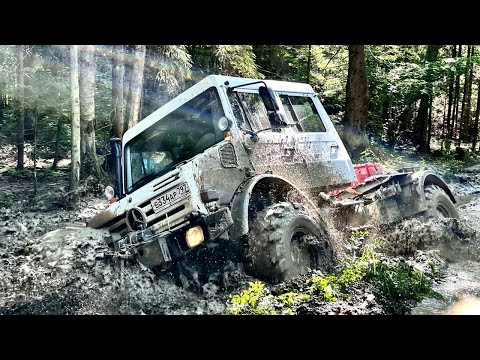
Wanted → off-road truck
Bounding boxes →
[88,75,459,283]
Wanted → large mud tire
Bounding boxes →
[424,185,459,220]
[246,202,334,283]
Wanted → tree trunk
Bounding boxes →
[123,46,133,133]
[414,45,440,152]
[127,45,146,130]
[70,45,81,191]
[33,107,38,197]
[112,45,125,138]
[453,45,462,140]
[343,45,369,159]
[16,45,25,170]
[472,78,480,152]
[458,45,473,146]
[0,81,4,123]
[79,45,98,179]
[52,47,65,171]
[52,116,62,170]
[446,45,456,138]
[464,46,474,144]
[427,96,433,147]
[306,45,312,84]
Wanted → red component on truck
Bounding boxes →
[330,162,383,196]
[351,162,383,187]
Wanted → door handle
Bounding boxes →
[330,144,339,158]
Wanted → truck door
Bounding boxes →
[228,90,353,190]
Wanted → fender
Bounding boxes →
[229,174,313,241]
[411,170,456,203]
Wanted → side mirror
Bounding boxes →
[258,86,279,112]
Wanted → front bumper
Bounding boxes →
[117,207,233,268]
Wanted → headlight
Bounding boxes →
[185,225,204,248]
[217,116,231,132]
[105,185,115,200]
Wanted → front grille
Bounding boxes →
[219,143,238,168]
[152,170,180,192]
[147,204,185,228]
[108,169,190,237]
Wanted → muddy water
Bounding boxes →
[412,193,480,315]
[412,261,480,314]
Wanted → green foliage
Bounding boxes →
[253,45,348,105]
[225,281,276,315]
[6,168,31,178]
[213,45,262,78]
[425,155,466,174]
[306,276,337,301]
[226,231,439,315]
[366,259,442,304]
[226,281,311,315]
[0,190,13,208]
[5,167,67,181]
[358,148,381,164]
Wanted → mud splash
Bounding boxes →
[0,225,227,314]
[410,190,480,315]
[2,163,480,315]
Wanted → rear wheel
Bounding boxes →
[423,185,459,220]
[246,202,334,283]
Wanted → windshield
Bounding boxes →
[125,87,225,193]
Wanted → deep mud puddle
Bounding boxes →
[411,193,480,315]
[412,260,480,314]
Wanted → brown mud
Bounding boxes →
[1,154,480,314]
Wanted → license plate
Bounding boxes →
[151,182,190,213]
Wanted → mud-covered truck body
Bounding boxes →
[88,75,458,282]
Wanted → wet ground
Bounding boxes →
[1,152,480,315]
[411,198,480,315]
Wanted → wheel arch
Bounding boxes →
[412,170,456,204]
[229,174,313,241]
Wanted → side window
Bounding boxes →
[279,95,326,133]
[227,91,270,131]
[227,92,252,131]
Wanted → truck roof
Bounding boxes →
[207,75,315,93]
[122,75,315,145]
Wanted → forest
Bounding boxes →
[2,45,480,316]
[1,45,479,187]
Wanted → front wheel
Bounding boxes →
[246,202,334,283]
[423,185,459,220]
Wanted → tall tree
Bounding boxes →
[123,45,133,132]
[306,45,312,84]
[70,45,81,191]
[78,45,97,178]
[472,78,480,152]
[126,45,146,130]
[445,45,456,138]
[112,45,125,137]
[413,45,440,152]
[16,45,25,170]
[343,45,369,158]
[459,45,474,145]
[452,45,462,139]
